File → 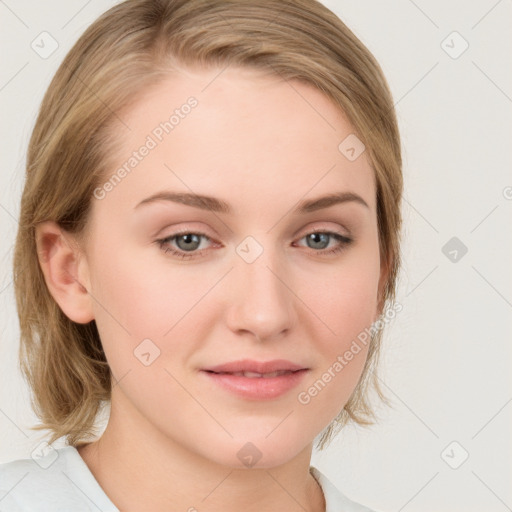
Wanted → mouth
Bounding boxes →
[207,369,299,378]
[203,358,307,374]
[200,359,309,400]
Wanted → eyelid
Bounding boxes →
[154,221,216,239]
[298,223,351,237]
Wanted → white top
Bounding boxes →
[0,446,378,511]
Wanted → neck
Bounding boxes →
[77,395,325,512]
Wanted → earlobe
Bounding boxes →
[35,221,94,324]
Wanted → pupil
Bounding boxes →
[309,233,328,249]
[178,234,199,251]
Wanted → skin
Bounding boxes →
[37,65,387,512]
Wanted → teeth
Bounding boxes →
[228,370,291,378]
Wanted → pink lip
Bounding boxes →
[201,359,309,400]
[204,359,306,374]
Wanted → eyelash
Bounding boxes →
[155,228,353,260]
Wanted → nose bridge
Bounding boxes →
[227,234,295,340]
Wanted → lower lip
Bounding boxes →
[201,369,309,400]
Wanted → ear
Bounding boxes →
[35,221,94,324]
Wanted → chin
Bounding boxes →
[193,424,315,470]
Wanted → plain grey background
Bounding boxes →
[1,1,511,511]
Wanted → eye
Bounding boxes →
[294,230,353,256]
[155,229,353,260]
[156,231,213,260]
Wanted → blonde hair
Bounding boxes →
[13,0,402,450]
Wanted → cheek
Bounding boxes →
[295,277,375,425]
[322,272,379,347]
[294,247,380,413]
[88,243,204,339]
[300,243,381,349]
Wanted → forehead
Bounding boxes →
[95,66,375,217]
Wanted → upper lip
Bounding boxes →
[203,359,308,374]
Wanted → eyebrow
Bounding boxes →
[134,190,369,214]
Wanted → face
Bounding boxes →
[78,65,384,468]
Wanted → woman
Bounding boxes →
[1,0,402,510]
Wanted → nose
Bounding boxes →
[225,241,296,342]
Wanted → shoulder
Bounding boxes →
[310,466,381,512]
[0,445,117,511]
